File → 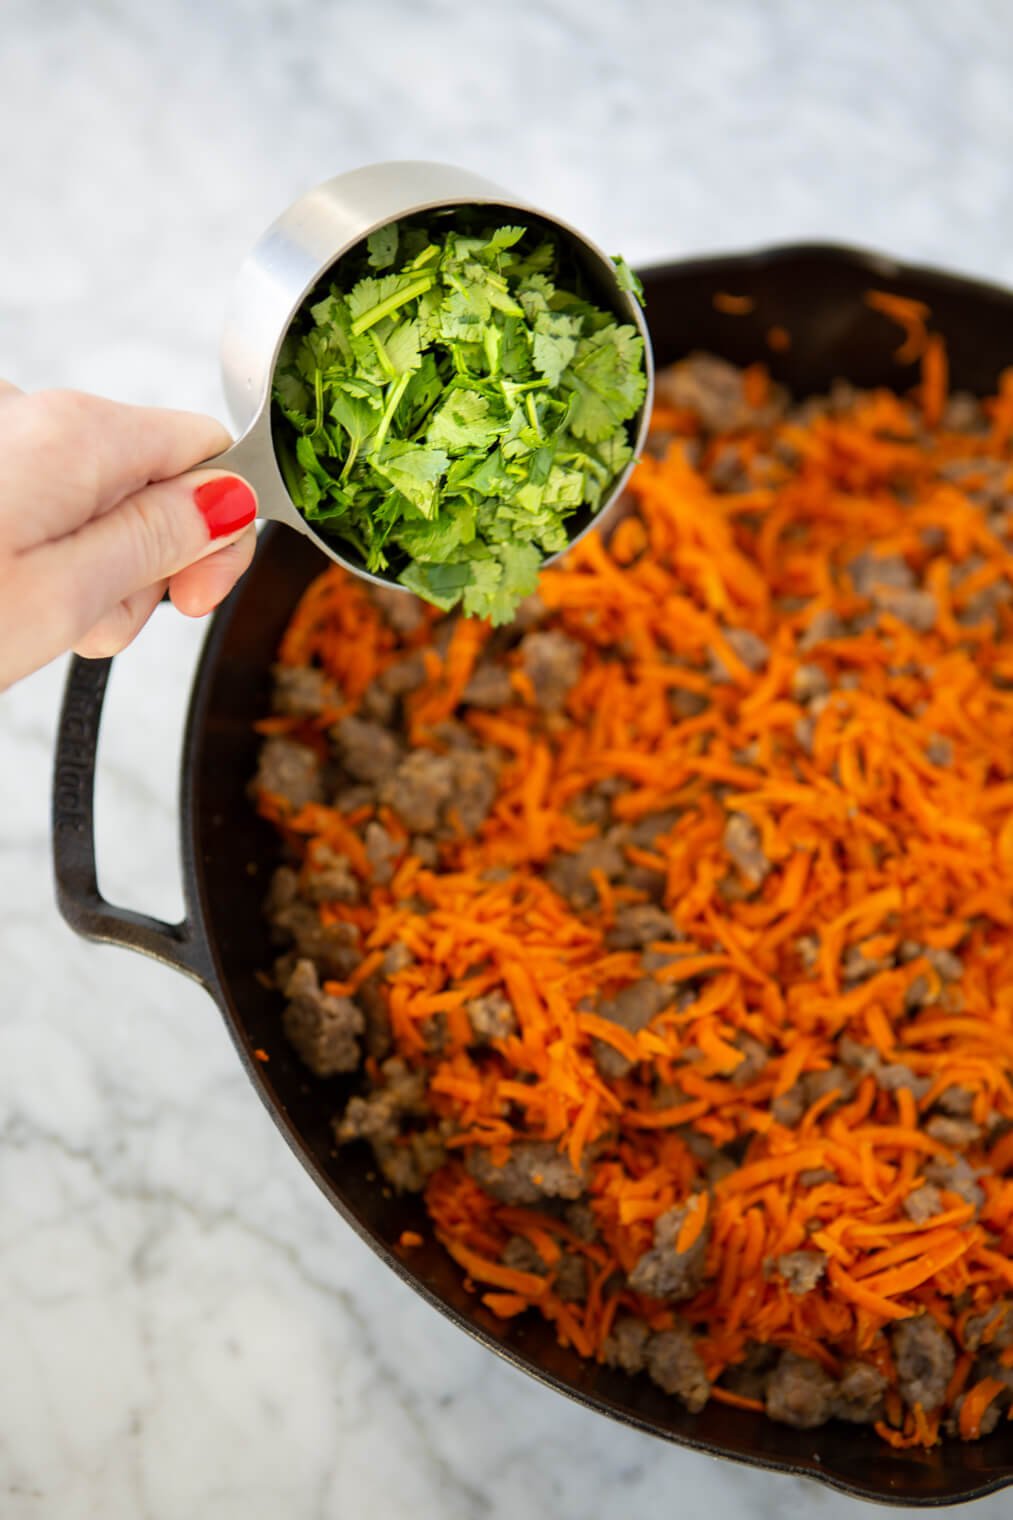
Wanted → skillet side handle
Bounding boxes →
[52,655,213,988]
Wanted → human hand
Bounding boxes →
[0,383,258,689]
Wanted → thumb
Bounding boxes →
[36,469,258,643]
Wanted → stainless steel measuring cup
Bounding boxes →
[209,161,655,591]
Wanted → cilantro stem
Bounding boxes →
[350,275,435,337]
[369,330,396,381]
[525,394,542,437]
[369,371,412,456]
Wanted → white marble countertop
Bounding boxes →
[4,1,1013,1514]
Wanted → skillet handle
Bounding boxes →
[51,655,213,988]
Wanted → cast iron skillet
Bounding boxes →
[52,246,1013,1507]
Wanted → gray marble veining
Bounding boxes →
[3,0,1013,1514]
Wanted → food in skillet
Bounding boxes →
[271,217,647,623]
[252,313,1013,1449]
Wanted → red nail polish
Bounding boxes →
[194,476,257,539]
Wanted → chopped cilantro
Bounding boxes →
[272,215,647,623]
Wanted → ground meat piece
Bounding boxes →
[964,1303,1013,1352]
[605,903,677,950]
[723,811,771,886]
[876,1063,931,1100]
[833,1361,888,1424]
[875,585,938,632]
[925,1115,983,1148]
[378,651,427,698]
[502,1235,548,1276]
[603,1316,650,1375]
[656,353,784,434]
[903,1183,943,1223]
[356,975,392,1060]
[331,716,402,785]
[564,1201,599,1242]
[554,1253,589,1303]
[270,898,361,978]
[776,1250,828,1295]
[411,835,440,867]
[445,749,499,836]
[282,958,364,1076]
[381,748,498,838]
[925,1157,986,1212]
[799,1168,838,1188]
[731,1032,769,1086]
[382,941,412,975]
[774,1064,856,1125]
[358,680,397,726]
[265,864,299,916]
[628,1199,710,1302]
[891,1316,956,1412]
[796,933,820,973]
[943,392,986,432]
[369,583,426,636]
[842,942,893,982]
[838,1036,881,1073]
[849,551,915,597]
[363,821,399,885]
[645,1324,710,1412]
[520,630,583,711]
[592,978,672,1078]
[771,1086,806,1127]
[806,1064,857,1104]
[936,1085,976,1118]
[951,1387,1006,1438]
[926,947,964,982]
[466,989,517,1044]
[672,688,710,718]
[799,608,847,649]
[372,1130,446,1192]
[709,627,770,682]
[926,734,954,767]
[791,662,831,702]
[766,1352,837,1430]
[467,1141,587,1206]
[253,736,322,807]
[336,1057,428,1144]
[546,834,626,910]
[381,750,455,833]
[271,662,339,717]
[463,662,514,709]
[304,843,360,904]
[721,1342,779,1402]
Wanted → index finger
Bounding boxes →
[2,390,232,551]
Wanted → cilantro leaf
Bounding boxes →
[367,224,398,269]
[371,440,448,518]
[612,255,645,304]
[426,389,502,454]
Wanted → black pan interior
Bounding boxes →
[184,246,1013,1507]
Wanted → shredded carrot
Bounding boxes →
[958,1377,1006,1440]
[399,1230,423,1249]
[713,292,755,315]
[257,321,1013,1452]
[865,290,930,363]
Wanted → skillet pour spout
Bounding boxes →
[53,242,1013,1507]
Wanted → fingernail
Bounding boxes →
[194,476,257,539]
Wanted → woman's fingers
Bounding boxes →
[29,469,258,654]
[168,525,258,617]
[4,391,234,551]
[71,578,168,660]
